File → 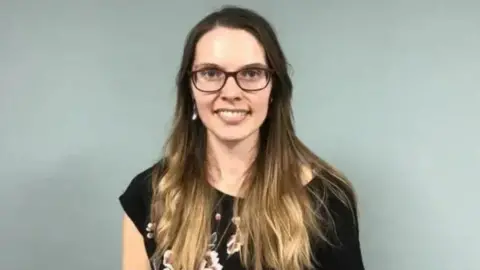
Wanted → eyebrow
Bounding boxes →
[192,62,269,70]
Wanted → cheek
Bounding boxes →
[250,91,272,120]
[192,93,214,119]
[197,102,212,118]
[252,99,270,116]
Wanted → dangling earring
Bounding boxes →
[192,104,198,120]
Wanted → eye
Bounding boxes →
[197,69,223,79]
[238,69,265,80]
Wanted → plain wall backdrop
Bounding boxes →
[1,1,479,269]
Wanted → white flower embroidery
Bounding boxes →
[208,232,218,249]
[146,222,155,239]
[199,251,223,270]
[227,217,243,256]
[226,234,242,255]
[159,216,242,269]
[161,250,223,270]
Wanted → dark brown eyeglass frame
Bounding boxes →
[189,67,274,92]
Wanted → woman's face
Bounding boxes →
[191,26,272,142]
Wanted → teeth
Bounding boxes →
[217,110,247,117]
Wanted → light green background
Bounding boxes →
[1,1,479,270]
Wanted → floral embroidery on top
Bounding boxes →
[159,216,243,270]
[226,234,242,256]
[226,217,242,256]
[161,249,223,270]
[200,250,223,270]
[146,222,155,239]
[162,250,174,270]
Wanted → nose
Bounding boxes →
[220,77,242,101]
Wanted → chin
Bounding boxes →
[209,128,257,144]
[215,133,250,142]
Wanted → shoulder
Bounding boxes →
[308,171,365,269]
[304,168,360,249]
[307,169,356,206]
[308,170,359,238]
[119,161,166,234]
[120,165,155,206]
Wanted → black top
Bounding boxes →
[119,165,365,270]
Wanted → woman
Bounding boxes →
[120,5,365,270]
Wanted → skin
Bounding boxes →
[191,27,272,195]
[122,215,150,270]
[122,26,272,269]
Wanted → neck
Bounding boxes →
[206,131,259,193]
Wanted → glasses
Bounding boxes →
[190,66,273,92]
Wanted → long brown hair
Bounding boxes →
[150,5,356,270]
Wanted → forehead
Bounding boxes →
[193,27,267,70]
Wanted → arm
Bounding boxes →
[119,166,156,270]
[122,214,151,270]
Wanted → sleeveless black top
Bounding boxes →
[119,164,365,270]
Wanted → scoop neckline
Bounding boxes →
[209,176,320,199]
[208,182,243,198]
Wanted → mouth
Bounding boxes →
[214,109,250,124]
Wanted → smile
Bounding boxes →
[214,109,250,124]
